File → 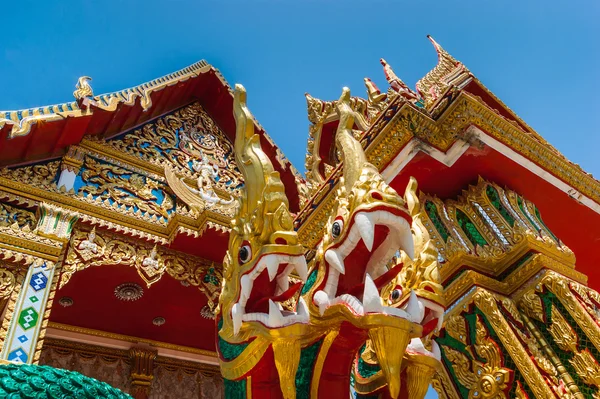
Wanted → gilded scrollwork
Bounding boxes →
[0,160,60,189]
[471,289,558,399]
[444,314,468,345]
[62,228,221,309]
[0,267,16,301]
[549,305,579,353]
[440,314,512,399]
[102,102,243,194]
[0,202,36,230]
[78,156,175,219]
[520,290,546,323]
[570,349,600,388]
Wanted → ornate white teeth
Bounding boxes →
[363,273,383,313]
[436,312,444,333]
[269,299,285,328]
[291,256,308,281]
[408,337,427,354]
[431,340,441,361]
[264,255,279,281]
[407,338,442,361]
[398,228,415,260]
[297,297,309,318]
[314,290,331,316]
[232,303,244,335]
[275,275,289,296]
[240,274,252,306]
[232,253,310,333]
[355,213,375,252]
[325,249,345,274]
[404,291,425,324]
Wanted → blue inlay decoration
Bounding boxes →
[18,335,28,343]
[7,348,28,363]
[29,272,48,292]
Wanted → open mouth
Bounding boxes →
[313,208,421,320]
[231,253,309,334]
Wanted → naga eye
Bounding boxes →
[239,244,252,264]
[391,289,402,302]
[331,220,343,238]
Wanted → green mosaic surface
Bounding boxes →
[295,339,323,399]
[485,185,515,227]
[301,269,318,295]
[425,201,450,242]
[535,292,600,399]
[355,344,381,379]
[217,318,249,361]
[0,363,131,399]
[456,209,488,247]
[224,377,247,399]
[437,307,535,398]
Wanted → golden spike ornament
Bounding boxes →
[73,76,94,100]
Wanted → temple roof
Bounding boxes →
[298,36,600,287]
[0,59,303,210]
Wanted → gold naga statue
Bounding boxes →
[212,84,441,399]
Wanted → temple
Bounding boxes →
[0,36,599,399]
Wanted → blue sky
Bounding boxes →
[1,2,598,396]
[1,1,599,179]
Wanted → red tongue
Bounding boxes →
[248,282,303,313]
[422,317,438,337]
[346,263,404,299]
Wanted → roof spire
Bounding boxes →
[416,35,469,107]
[364,77,387,105]
[426,35,459,66]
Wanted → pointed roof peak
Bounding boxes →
[426,35,458,64]
[416,35,469,108]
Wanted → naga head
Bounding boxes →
[218,85,309,345]
[304,87,417,323]
[385,178,445,358]
[302,88,423,398]
[352,179,445,399]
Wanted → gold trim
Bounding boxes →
[310,330,338,398]
[472,289,557,399]
[47,322,218,358]
[298,90,600,251]
[0,61,211,138]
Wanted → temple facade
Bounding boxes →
[0,37,599,399]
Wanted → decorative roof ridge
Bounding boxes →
[416,35,472,109]
[0,60,211,138]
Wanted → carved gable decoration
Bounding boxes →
[101,102,243,194]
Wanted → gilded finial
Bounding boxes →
[73,76,94,101]
[380,58,401,86]
[416,35,466,106]
[426,35,460,67]
[364,78,387,105]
